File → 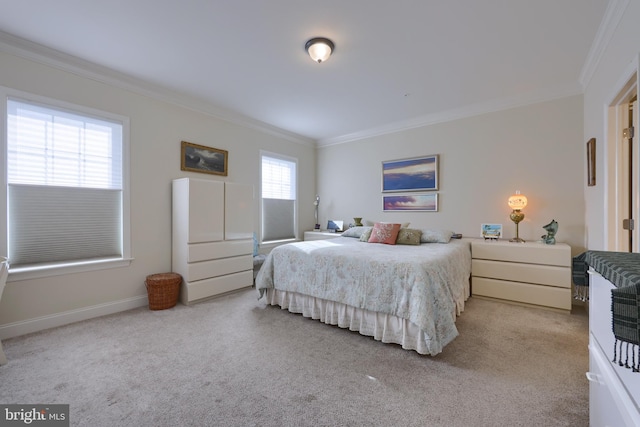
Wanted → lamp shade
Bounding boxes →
[305,38,334,63]
[508,191,527,210]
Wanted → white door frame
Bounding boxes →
[605,55,639,251]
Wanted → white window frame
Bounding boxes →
[0,86,132,281]
[260,150,298,244]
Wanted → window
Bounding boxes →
[261,152,297,242]
[2,90,130,277]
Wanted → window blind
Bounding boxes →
[8,185,122,266]
[261,155,296,241]
[262,198,295,241]
[7,98,124,267]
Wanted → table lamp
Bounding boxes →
[508,191,527,242]
[314,195,320,230]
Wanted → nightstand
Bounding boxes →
[471,239,571,311]
[303,231,342,241]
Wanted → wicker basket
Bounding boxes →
[145,272,182,310]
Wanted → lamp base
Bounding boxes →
[509,210,525,243]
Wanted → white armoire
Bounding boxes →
[172,177,254,304]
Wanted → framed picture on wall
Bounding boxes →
[381,155,438,192]
[181,140,228,176]
[382,193,438,212]
[587,138,596,186]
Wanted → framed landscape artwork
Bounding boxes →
[382,155,438,192]
[181,141,228,176]
[383,193,438,212]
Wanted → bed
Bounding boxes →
[255,225,471,355]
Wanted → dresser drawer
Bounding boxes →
[472,259,570,288]
[181,270,253,304]
[471,241,570,267]
[187,255,251,282]
[588,344,629,427]
[472,277,571,310]
[588,342,640,427]
[188,240,252,263]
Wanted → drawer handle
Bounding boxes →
[585,372,602,384]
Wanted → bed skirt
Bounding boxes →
[264,288,441,355]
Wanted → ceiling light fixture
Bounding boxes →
[305,37,334,63]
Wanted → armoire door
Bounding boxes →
[224,182,253,240]
[187,178,224,243]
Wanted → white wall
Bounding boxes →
[0,50,316,338]
[317,95,586,254]
[584,0,640,250]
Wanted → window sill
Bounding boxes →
[8,258,134,282]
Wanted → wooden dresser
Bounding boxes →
[471,239,571,311]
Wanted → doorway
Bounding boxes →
[606,69,639,252]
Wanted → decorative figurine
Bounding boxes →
[541,219,558,245]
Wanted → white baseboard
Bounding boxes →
[0,295,148,340]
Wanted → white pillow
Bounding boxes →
[419,229,454,243]
[341,226,372,238]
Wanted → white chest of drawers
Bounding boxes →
[587,270,640,427]
[172,178,254,305]
[470,240,571,311]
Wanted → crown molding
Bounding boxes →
[317,83,584,148]
[319,0,628,148]
[579,0,629,90]
[0,31,315,147]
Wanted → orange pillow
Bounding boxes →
[368,222,401,244]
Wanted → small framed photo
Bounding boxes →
[327,220,344,232]
[181,141,228,176]
[383,193,438,212]
[481,224,502,240]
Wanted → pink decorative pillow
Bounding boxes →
[368,222,401,244]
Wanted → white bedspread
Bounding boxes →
[256,237,471,355]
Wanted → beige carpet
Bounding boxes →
[0,289,589,426]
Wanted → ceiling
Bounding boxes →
[0,1,610,146]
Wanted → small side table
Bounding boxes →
[303,231,342,241]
